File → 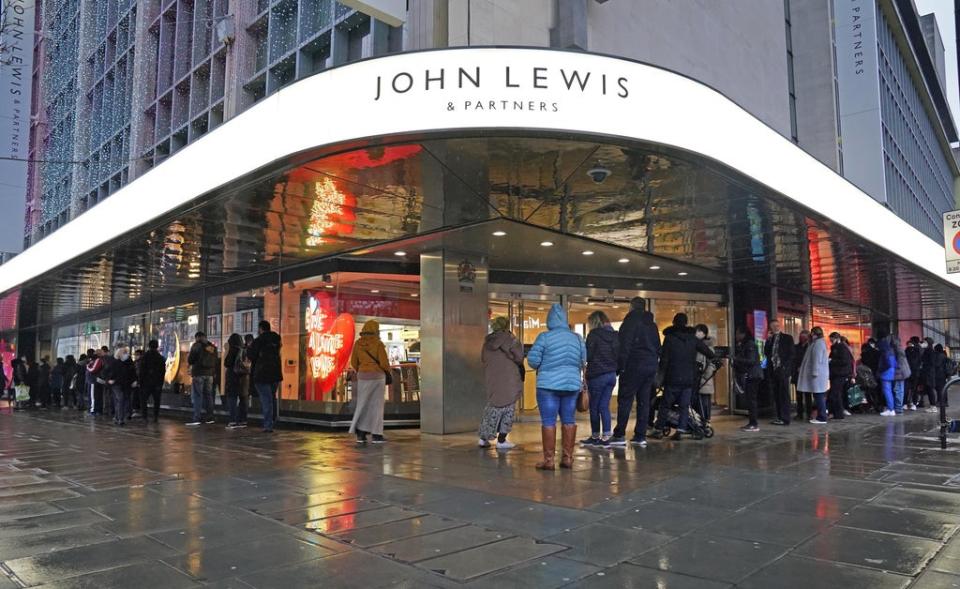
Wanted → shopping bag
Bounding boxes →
[577,383,589,413]
[14,384,30,402]
[846,384,865,406]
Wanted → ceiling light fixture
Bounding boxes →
[649,265,661,270]
[582,250,594,256]
[371,289,380,293]
[678,272,688,276]
[492,231,507,237]
[540,241,554,247]
[618,258,629,263]
[394,251,406,256]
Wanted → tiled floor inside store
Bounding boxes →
[1,406,959,588]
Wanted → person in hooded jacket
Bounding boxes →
[349,319,390,443]
[734,325,763,431]
[904,336,922,411]
[527,304,587,470]
[652,313,715,440]
[798,327,830,423]
[694,324,718,424]
[478,316,524,450]
[827,332,854,419]
[876,333,898,416]
[248,320,282,433]
[581,311,619,447]
[610,297,661,447]
[891,335,910,414]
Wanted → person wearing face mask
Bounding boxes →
[827,332,854,419]
[798,327,830,423]
[792,331,810,420]
[733,325,762,431]
[918,337,937,411]
[694,324,717,424]
[101,345,136,426]
[904,337,922,411]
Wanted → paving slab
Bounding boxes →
[417,536,566,581]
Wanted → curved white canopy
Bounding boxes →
[2,47,955,293]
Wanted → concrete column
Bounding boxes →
[420,250,488,434]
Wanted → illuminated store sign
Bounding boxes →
[306,178,355,247]
[304,292,355,400]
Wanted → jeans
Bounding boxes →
[191,375,215,422]
[813,392,827,421]
[255,381,278,430]
[768,369,791,423]
[227,389,249,424]
[656,386,692,431]
[613,368,656,439]
[536,388,577,426]
[587,372,617,436]
[893,380,905,414]
[881,379,894,412]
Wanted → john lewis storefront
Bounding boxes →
[2,48,959,432]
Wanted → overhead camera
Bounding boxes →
[586,162,611,184]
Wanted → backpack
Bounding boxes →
[233,349,251,376]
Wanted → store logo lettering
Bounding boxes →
[374,65,629,113]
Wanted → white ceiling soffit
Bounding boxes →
[2,47,956,294]
[338,0,406,26]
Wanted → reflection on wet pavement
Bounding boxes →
[0,409,959,587]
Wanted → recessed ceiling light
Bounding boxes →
[582,250,594,256]
[394,251,406,256]
[649,265,661,270]
[324,284,334,289]
[678,272,688,276]
[492,231,507,237]
[540,241,554,247]
[588,302,595,306]
[618,258,629,263]
[635,282,643,287]
[410,293,418,298]
[587,283,594,287]
[371,289,380,293]
[612,305,620,309]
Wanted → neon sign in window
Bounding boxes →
[304,291,355,400]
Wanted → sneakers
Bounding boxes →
[809,419,827,424]
[741,424,759,432]
[580,436,600,447]
[496,440,516,450]
[237,423,247,428]
[607,436,627,446]
[880,410,895,416]
[478,438,491,448]
[842,409,852,416]
[355,434,367,444]
[226,423,240,429]
[204,419,215,424]
[371,434,386,444]
[925,407,939,413]
[908,403,917,411]
[632,439,648,448]
[770,419,787,426]
[185,421,201,427]
[594,438,611,448]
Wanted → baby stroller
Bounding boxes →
[652,361,720,440]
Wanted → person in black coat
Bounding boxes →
[652,313,714,439]
[611,297,661,445]
[139,340,167,422]
[764,320,795,425]
[62,355,78,409]
[918,337,937,409]
[933,344,948,411]
[734,326,763,431]
[827,332,854,419]
[101,346,136,426]
[247,320,282,433]
[904,337,922,411]
[792,331,810,420]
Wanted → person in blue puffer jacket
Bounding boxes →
[527,304,587,470]
[877,333,898,416]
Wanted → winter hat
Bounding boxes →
[490,316,510,332]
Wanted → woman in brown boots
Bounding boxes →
[526,304,587,470]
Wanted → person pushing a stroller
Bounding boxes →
[651,313,715,440]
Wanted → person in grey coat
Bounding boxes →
[798,326,830,423]
[479,316,524,450]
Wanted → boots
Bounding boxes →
[535,426,556,470]
[560,424,577,469]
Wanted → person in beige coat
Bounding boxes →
[479,316,524,450]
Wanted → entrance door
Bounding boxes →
[489,295,560,411]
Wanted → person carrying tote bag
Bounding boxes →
[349,320,391,444]
[478,316,524,450]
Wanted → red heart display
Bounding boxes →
[304,293,355,401]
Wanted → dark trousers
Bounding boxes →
[63,385,77,409]
[89,382,103,414]
[768,369,791,423]
[112,385,130,424]
[695,393,711,422]
[744,378,760,426]
[656,386,693,431]
[828,377,846,418]
[142,384,162,420]
[613,369,656,439]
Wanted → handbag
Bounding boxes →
[577,377,589,412]
[846,384,866,406]
[14,384,30,402]
[362,348,393,386]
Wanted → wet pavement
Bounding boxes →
[0,408,959,588]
